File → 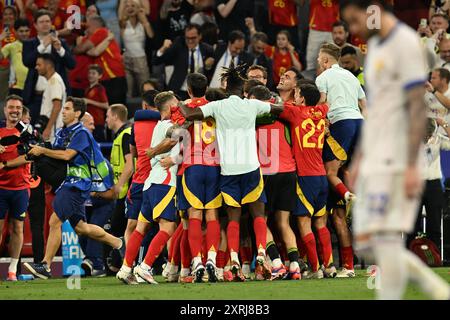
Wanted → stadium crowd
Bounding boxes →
[0,0,447,285]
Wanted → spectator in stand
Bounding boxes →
[141,78,162,94]
[438,38,450,70]
[430,0,450,20]
[190,0,216,26]
[95,0,122,46]
[208,30,253,88]
[0,6,17,105]
[246,31,274,89]
[339,46,364,88]
[154,23,213,99]
[200,21,220,49]
[84,64,109,142]
[332,21,363,61]
[215,0,253,41]
[304,0,339,73]
[264,30,302,87]
[267,0,300,50]
[73,15,127,105]
[159,0,195,41]
[22,9,75,124]
[418,13,450,56]
[119,0,154,98]
[0,18,30,97]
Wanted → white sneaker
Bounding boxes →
[304,269,324,279]
[116,267,139,285]
[242,263,251,280]
[133,268,148,283]
[162,262,171,279]
[167,270,179,283]
[336,268,356,278]
[322,264,337,278]
[134,264,158,285]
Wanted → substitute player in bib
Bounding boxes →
[342,0,450,300]
[181,64,284,281]
[116,91,180,285]
[279,82,334,279]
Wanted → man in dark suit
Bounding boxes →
[22,9,76,124]
[153,23,214,100]
[207,30,254,88]
[248,31,274,90]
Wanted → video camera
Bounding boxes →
[14,121,52,160]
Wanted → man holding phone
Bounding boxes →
[0,6,17,112]
[418,13,450,56]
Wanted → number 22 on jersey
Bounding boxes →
[295,118,325,149]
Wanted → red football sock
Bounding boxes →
[240,246,252,264]
[206,220,220,253]
[302,233,319,272]
[216,250,227,268]
[317,227,333,267]
[341,246,354,270]
[143,230,170,267]
[180,229,191,269]
[124,230,144,267]
[253,216,267,252]
[188,218,203,258]
[227,220,240,254]
[335,183,349,200]
[297,237,307,261]
[202,232,207,265]
[168,223,183,263]
[171,226,183,266]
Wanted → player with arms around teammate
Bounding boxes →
[342,0,450,300]
[0,95,31,281]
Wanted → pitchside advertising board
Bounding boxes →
[61,221,85,277]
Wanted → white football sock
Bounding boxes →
[230,251,239,264]
[207,251,217,263]
[8,258,19,274]
[121,265,132,274]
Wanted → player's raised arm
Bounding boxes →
[179,102,205,121]
[269,102,284,116]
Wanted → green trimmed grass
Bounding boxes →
[1,269,449,300]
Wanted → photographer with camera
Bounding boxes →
[23,97,125,280]
[0,95,32,281]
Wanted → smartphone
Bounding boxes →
[420,18,428,28]
[3,23,9,33]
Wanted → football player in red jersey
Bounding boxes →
[278,82,336,279]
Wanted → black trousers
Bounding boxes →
[27,179,46,263]
[408,179,444,251]
[101,77,127,105]
[104,197,128,272]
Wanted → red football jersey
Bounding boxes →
[265,46,300,86]
[0,127,31,190]
[257,119,296,175]
[183,97,220,168]
[132,120,158,184]
[268,0,298,27]
[85,83,108,126]
[309,0,340,32]
[89,28,125,80]
[279,103,329,176]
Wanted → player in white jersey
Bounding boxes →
[342,0,450,300]
[116,92,180,285]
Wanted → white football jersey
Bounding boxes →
[360,23,428,175]
[143,120,179,191]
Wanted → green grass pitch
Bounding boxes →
[1,269,449,300]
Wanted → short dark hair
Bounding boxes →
[435,68,450,83]
[37,53,56,68]
[14,18,30,30]
[5,94,23,104]
[251,32,268,44]
[141,78,162,93]
[248,85,271,101]
[185,23,201,34]
[277,30,291,42]
[340,45,358,57]
[332,20,349,33]
[3,5,17,19]
[244,79,264,95]
[34,9,51,22]
[298,83,321,106]
[187,73,208,97]
[88,64,103,75]
[287,67,304,81]
[320,43,341,60]
[247,65,268,80]
[66,96,87,120]
[228,30,245,44]
[205,88,228,101]
[431,13,450,23]
[154,91,176,112]
[340,0,392,12]
[142,89,160,107]
[88,15,106,27]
